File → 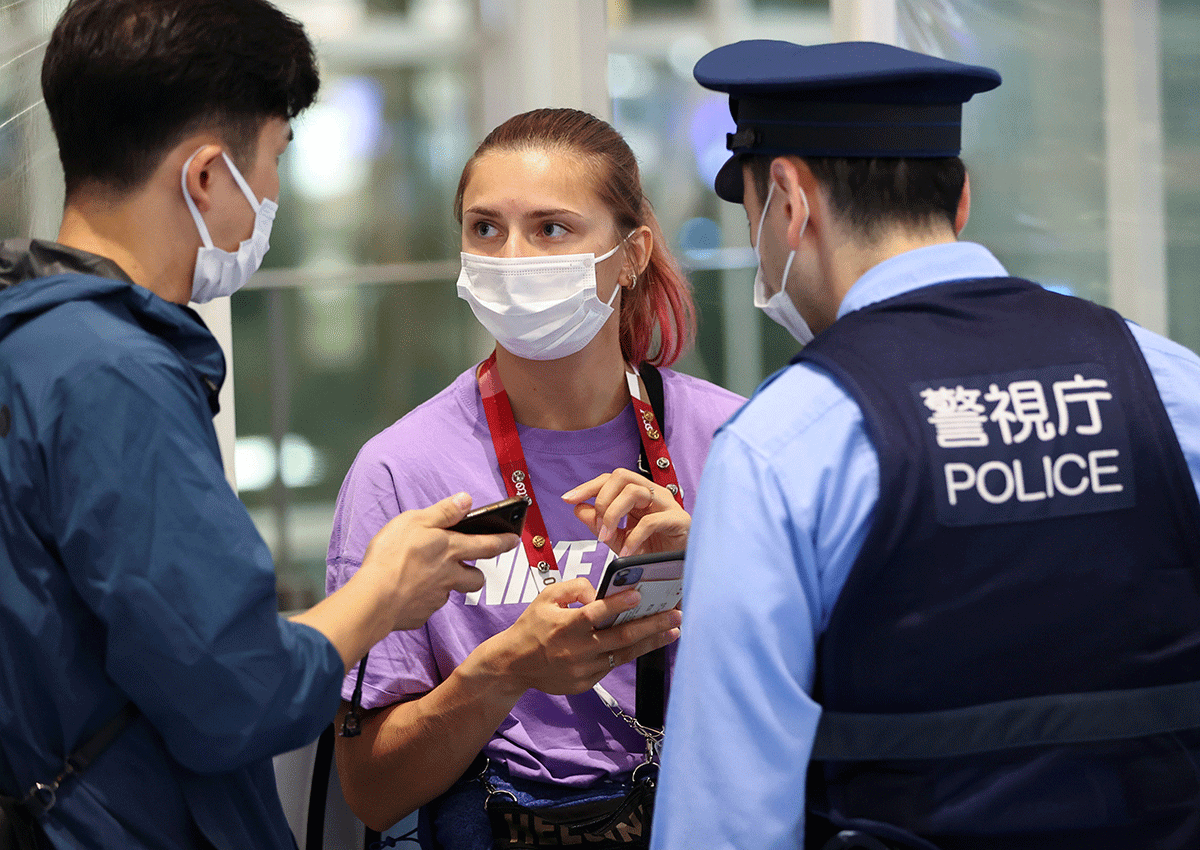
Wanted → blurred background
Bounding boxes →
[2,0,1197,611]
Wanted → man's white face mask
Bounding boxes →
[456,237,628,361]
[753,180,814,345]
[181,148,277,304]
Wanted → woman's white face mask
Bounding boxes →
[456,239,626,361]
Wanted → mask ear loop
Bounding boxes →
[601,229,638,308]
[779,186,810,287]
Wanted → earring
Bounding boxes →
[628,273,637,289]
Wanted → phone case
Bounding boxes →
[594,550,685,630]
[448,496,528,535]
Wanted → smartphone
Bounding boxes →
[448,496,528,536]
[594,550,685,630]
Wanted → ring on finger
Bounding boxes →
[607,653,615,670]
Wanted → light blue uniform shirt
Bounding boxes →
[651,241,1200,850]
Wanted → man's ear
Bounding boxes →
[181,143,225,215]
[955,169,971,236]
[770,156,819,251]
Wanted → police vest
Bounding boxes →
[795,277,1200,850]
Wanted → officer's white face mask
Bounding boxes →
[456,239,626,361]
[753,181,815,345]
[181,148,277,304]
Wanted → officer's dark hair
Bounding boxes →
[746,154,966,242]
[43,0,319,199]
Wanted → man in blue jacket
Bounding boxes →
[0,2,516,847]
[653,40,1200,850]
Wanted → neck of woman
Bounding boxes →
[493,338,631,431]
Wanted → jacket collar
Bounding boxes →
[0,239,225,412]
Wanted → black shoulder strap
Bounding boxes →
[634,362,667,732]
[23,702,138,816]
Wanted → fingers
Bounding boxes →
[580,587,643,630]
[451,564,486,595]
[449,531,520,563]
[563,469,673,547]
[415,491,474,528]
[561,474,608,505]
[590,607,683,671]
[606,615,682,668]
[616,510,690,558]
[537,577,598,607]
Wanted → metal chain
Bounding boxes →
[592,683,663,765]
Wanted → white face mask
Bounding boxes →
[182,148,277,304]
[753,181,814,345]
[456,239,626,361]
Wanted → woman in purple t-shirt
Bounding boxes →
[327,108,744,848]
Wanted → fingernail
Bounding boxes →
[665,628,681,642]
[452,492,471,510]
[597,525,610,543]
[561,487,579,500]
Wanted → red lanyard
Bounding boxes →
[477,351,683,586]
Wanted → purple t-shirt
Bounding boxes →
[326,364,744,786]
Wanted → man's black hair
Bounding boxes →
[43,0,319,198]
[746,154,966,242]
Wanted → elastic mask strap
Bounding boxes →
[779,187,809,286]
[755,182,776,258]
[598,230,635,308]
[220,152,264,212]
[180,149,264,250]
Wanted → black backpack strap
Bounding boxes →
[634,362,667,733]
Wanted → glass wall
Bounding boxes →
[1162,0,1200,354]
[1,0,1197,610]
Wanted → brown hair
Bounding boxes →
[454,108,695,367]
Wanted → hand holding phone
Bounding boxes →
[448,496,528,536]
[593,550,684,630]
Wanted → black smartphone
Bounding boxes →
[448,495,528,536]
[594,550,685,630]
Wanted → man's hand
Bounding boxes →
[364,492,519,631]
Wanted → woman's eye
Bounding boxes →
[541,222,567,238]
[473,221,498,238]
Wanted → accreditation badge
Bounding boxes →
[910,363,1136,526]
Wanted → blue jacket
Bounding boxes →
[0,240,342,849]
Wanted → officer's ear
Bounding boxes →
[770,156,820,251]
[955,170,971,236]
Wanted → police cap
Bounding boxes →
[693,40,1002,202]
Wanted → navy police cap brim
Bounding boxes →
[696,40,1001,202]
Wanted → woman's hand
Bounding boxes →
[474,578,681,698]
[562,468,690,557]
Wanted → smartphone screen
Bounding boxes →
[594,550,684,630]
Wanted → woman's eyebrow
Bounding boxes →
[464,205,582,220]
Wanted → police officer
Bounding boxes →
[651,40,1200,850]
